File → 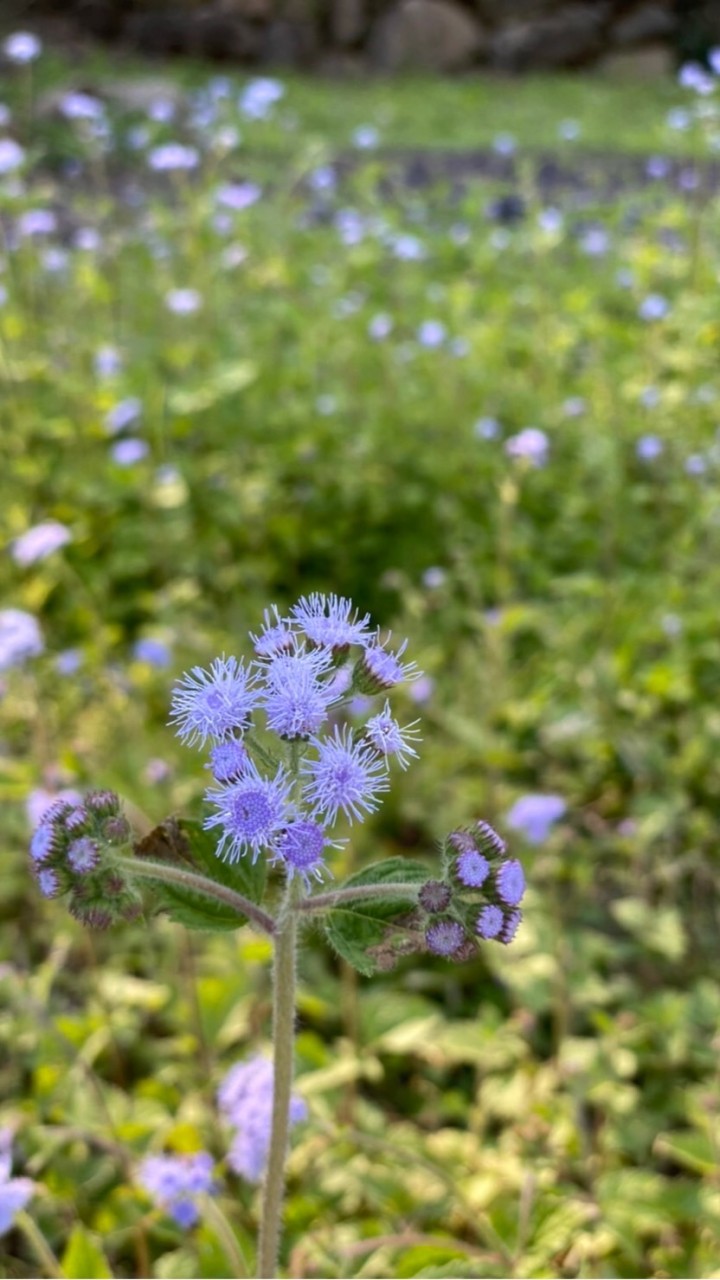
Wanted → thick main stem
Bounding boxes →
[257,888,298,1278]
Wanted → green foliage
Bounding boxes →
[323,857,429,974]
[1,45,720,1280]
[136,818,267,932]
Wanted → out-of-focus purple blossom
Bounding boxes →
[74,227,101,252]
[148,143,199,172]
[309,165,335,192]
[559,118,580,140]
[41,248,69,273]
[55,649,82,676]
[562,396,586,418]
[165,288,202,315]
[709,47,720,76]
[0,138,25,173]
[148,97,175,123]
[678,167,700,192]
[647,155,670,180]
[218,1056,306,1184]
[111,438,149,466]
[537,207,563,233]
[422,566,446,589]
[60,92,104,120]
[0,609,43,669]
[639,293,669,321]
[505,794,566,844]
[17,209,57,237]
[3,32,42,63]
[492,132,516,155]
[666,107,691,131]
[213,125,241,151]
[636,434,663,461]
[353,124,379,149]
[144,757,173,785]
[11,520,71,566]
[127,125,150,150]
[417,320,446,348]
[679,62,715,94]
[368,313,393,340]
[474,416,499,440]
[216,181,261,210]
[105,397,141,434]
[408,674,434,705]
[239,77,284,119]
[685,453,707,475]
[0,1130,35,1236]
[505,427,549,466]
[138,1152,215,1228]
[133,638,172,667]
[579,226,609,256]
[390,233,426,261]
[95,345,122,378]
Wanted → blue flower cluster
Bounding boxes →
[418,820,526,959]
[217,1056,307,1183]
[170,594,421,885]
[137,1151,215,1228]
[28,790,137,927]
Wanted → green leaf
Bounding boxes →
[135,817,265,933]
[323,857,429,976]
[61,1225,113,1279]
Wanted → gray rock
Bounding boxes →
[370,0,486,72]
[599,41,674,79]
[489,3,612,71]
[612,3,676,47]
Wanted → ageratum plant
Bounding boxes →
[29,593,526,1278]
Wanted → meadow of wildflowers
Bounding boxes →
[1,33,720,1280]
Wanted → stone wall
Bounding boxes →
[31,0,720,74]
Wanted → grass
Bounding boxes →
[1,42,720,1280]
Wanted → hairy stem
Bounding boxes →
[116,856,276,936]
[16,1212,62,1279]
[257,884,299,1278]
[294,881,422,915]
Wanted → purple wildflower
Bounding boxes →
[364,701,421,769]
[499,910,522,944]
[133,638,171,668]
[455,849,490,889]
[495,859,525,907]
[425,919,466,956]
[204,762,293,862]
[0,1130,35,1236]
[505,427,549,466]
[165,288,202,315]
[218,1056,306,1184]
[0,609,43,669]
[260,647,337,740]
[29,823,56,864]
[208,739,250,783]
[358,634,421,692]
[67,837,99,874]
[418,880,452,913]
[37,868,59,898]
[505,794,566,844]
[636,435,663,461]
[111,439,148,466]
[3,32,42,63]
[290,593,371,652]
[249,605,294,658]
[104,397,141,434]
[301,726,389,825]
[170,656,260,746]
[475,904,503,939]
[147,143,199,172]
[273,820,332,885]
[137,1152,214,1228]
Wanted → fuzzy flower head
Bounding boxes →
[11,520,71,566]
[272,820,336,886]
[205,763,293,863]
[301,726,390,825]
[137,1152,215,1228]
[291,593,371,652]
[0,609,43,670]
[259,646,337,740]
[364,701,421,769]
[357,634,421,694]
[249,605,294,658]
[218,1056,306,1184]
[208,739,249,783]
[425,919,467,956]
[505,794,565,844]
[170,656,261,747]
